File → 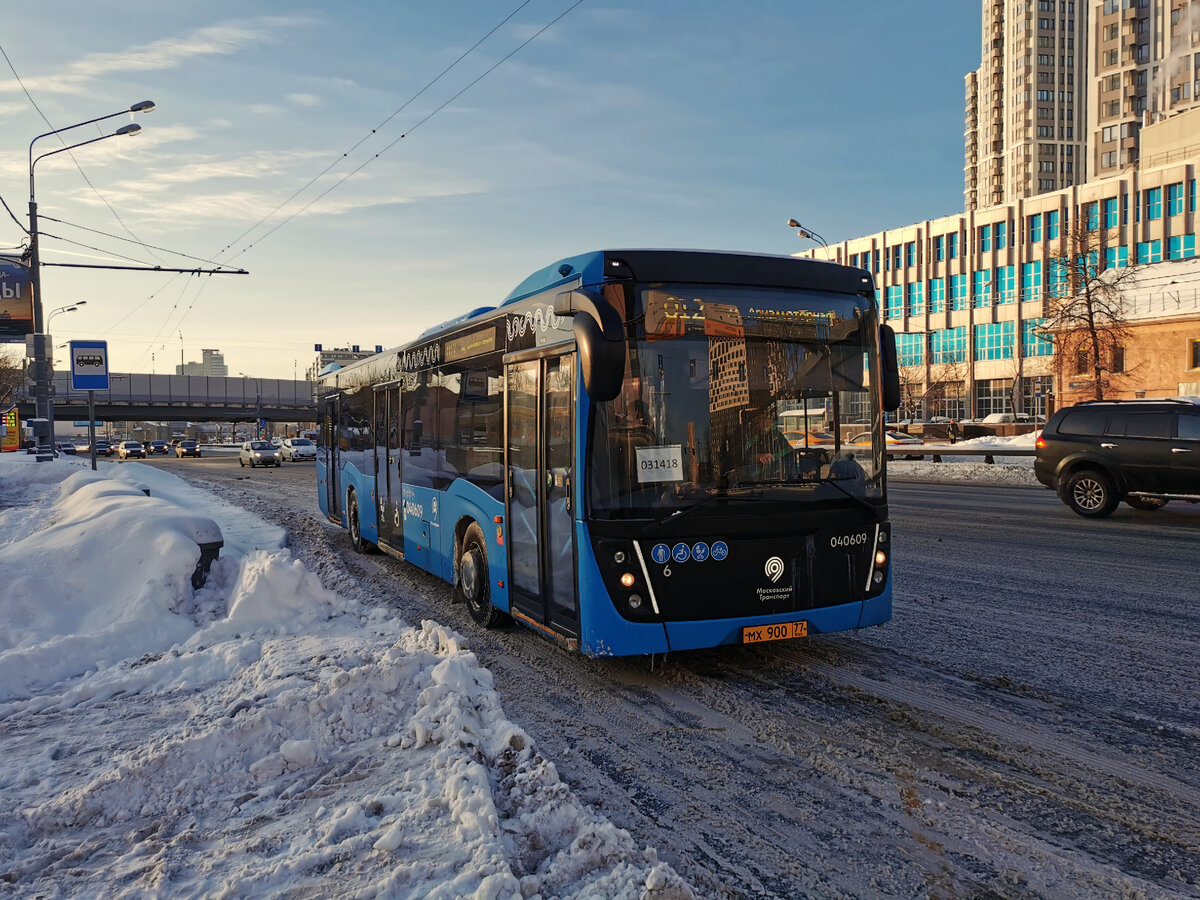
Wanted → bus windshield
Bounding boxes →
[588,282,883,518]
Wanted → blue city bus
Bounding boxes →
[316,249,901,657]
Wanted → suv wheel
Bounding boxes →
[1062,469,1119,518]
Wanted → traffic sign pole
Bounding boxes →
[88,390,96,470]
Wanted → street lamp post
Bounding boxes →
[239,372,263,437]
[44,302,87,450]
[27,101,154,450]
[786,217,829,249]
[46,301,86,330]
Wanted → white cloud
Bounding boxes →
[286,93,322,108]
[0,17,317,98]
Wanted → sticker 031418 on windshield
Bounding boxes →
[635,445,684,483]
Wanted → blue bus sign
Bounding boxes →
[69,340,110,391]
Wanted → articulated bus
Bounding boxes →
[316,249,901,657]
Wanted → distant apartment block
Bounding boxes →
[176,348,228,377]
[305,346,379,383]
[803,135,1200,418]
[1089,0,1200,179]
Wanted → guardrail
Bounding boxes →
[886,444,1034,463]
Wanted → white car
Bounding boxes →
[116,440,145,459]
[239,440,281,468]
[280,437,317,461]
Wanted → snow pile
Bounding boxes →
[0,454,691,898]
[889,431,1040,486]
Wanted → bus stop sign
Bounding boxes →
[69,340,110,391]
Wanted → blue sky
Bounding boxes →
[1,1,979,379]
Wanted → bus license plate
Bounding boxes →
[742,621,808,644]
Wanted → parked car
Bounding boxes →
[55,442,77,456]
[117,440,146,459]
[848,429,924,459]
[1034,397,1200,517]
[148,440,169,455]
[781,430,836,450]
[240,440,281,468]
[175,439,202,458]
[848,429,923,447]
[280,437,317,461]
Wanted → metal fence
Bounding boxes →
[26,373,316,408]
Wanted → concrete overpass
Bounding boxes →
[14,373,318,425]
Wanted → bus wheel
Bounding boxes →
[461,523,503,628]
[348,493,368,553]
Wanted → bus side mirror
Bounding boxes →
[554,289,624,401]
[879,325,901,412]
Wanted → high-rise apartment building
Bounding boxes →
[965,0,1088,211]
[800,0,1200,418]
[1089,0,1200,178]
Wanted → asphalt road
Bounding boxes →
[145,458,1200,898]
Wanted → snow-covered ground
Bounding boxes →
[886,430,1040,486]
[9,429,1193,898]
[0,455,690,898]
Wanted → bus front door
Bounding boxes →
[322,394,341,521]
[506,352,579,638]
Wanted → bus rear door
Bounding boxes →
[506,350,579,640]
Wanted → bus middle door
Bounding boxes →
[505,351,579,639]
[375,384,403,552]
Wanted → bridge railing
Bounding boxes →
[40,373,316,408]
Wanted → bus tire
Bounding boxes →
[348,492,368,553]
[461,523,503,628]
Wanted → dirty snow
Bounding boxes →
[0,455,690,898]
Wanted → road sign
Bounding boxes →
[69,340,110,391]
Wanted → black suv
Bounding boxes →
[1035,398,1200,517]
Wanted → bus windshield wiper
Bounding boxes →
[817,473,881,516]
[656,489,764,526]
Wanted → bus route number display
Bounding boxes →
[635,445,684,483]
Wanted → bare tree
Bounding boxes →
[0,345,25,405]
[1040,219,1140,401]
[897,363,926,421]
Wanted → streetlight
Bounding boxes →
[239,372,263,438]
[787,217,829,249]
[46,301,86,330]
[26,101,154,450]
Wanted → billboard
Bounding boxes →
[0,257,33,341]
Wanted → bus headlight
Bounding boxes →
[875,550,887,566]
[627,594,643,610]
[613,550,627,564]
[620,572,636,589]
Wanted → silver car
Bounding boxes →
[280,437,317,461]
[239,440,281,468]
[117,440,145,459]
